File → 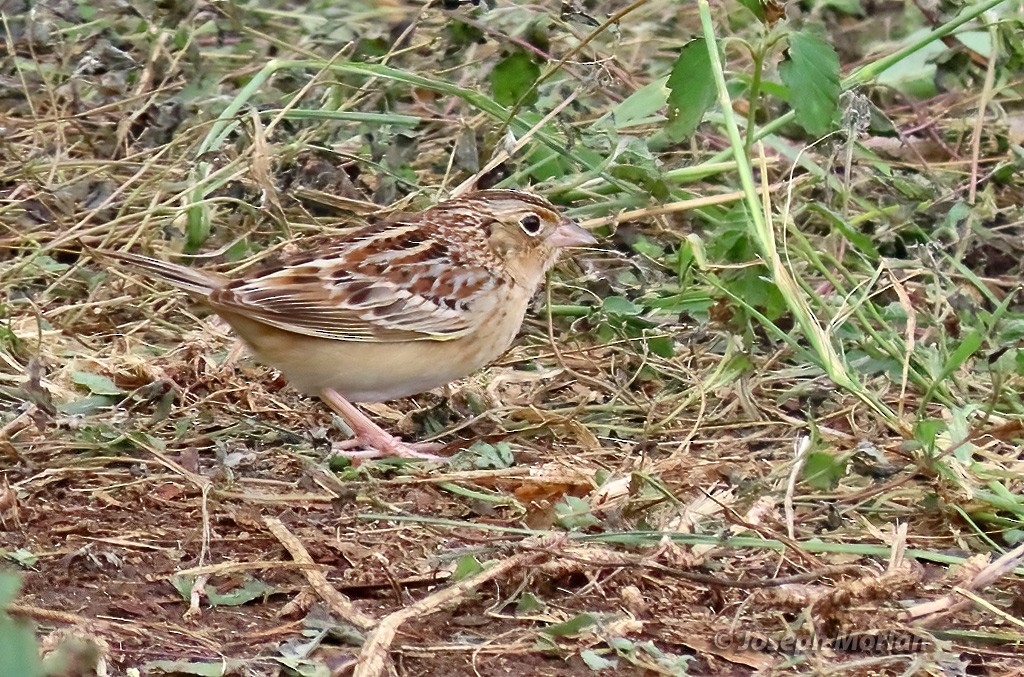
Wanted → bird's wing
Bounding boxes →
[208,225,505,343]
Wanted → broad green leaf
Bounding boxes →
[602,296,643,316]
[553,496,600,530]
[735,0,767,21]
[4,549,38,568]
[1004,529,1024,545]
[525,143,570,182]
[491,50,540,107]
[328,454,354,472]
[666,39,716,140]
[447,21,485,48]
[206,578,273,606]
[541,612,597,637]
[170,575,195,601]
[914,418,944,453]
[957,30,992,58]
[802,451,847,491]
[603,77,668,130]
[724,267,787,320]
[608,637,635,652]
[875,29,943,99]
[0,618,43,677]
[452,554,485,581]
[453,441,515,470]
[71,371,124,396]
[55,394,120,415]
[630,235,664,258]
[581,650,617,670]
[28,255,70,273]
[515,592,545,614]
[0,574,43,677]
[779,30,840,137]
[647,334,675,359]
[0,574,20,605]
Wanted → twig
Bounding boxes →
[907,542,1024,623]
[784,435,810,540]
[263,516,377,630]
[353,534,565,677]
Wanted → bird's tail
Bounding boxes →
[90,248,224,297]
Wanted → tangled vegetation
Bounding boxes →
[2,0,1024,674]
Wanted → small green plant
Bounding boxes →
[0,573,43,677]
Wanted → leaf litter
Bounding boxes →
[2,0,1024,675]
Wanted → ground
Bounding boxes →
[2,0,1024,675]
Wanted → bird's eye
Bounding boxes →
[519,214,542,235]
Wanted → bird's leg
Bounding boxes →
[320,388,445,461]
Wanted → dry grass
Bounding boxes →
[3,1,1024,675]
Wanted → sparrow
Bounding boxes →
[95,190,594,460]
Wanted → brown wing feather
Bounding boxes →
[207,216,506,343]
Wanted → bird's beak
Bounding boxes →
[548,218,597,248]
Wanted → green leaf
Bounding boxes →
[206,578,273,606]
[4,549,38,568]
[647,334,675,359]
[0,617,43,677]
[602,296,643,316]
[913,418,944,453]
[581,649,617,670]
[802,451,848,491]
[0,574,43,677]
[608,636,635,652]
[28,255,70,274]
[452,441,515,470]
[515,592,545,614]
[875,29,942,99]
[630,235,664,259]
[541,612,597,637]
[666,39,717,140]
[452,554,485,581]
[779,30,840,136]
[524,143,571,182]
[70,371,124,396]
[169,576,273,607]
[447,21,485,48]
[491,50,540,107]
[170,575,195,601]
[553,496,600,530]
[735,0,767,21]
[939,330,983,380]
[56,394,120,416]
[328,455,353,472]
[724,266,787,320]
[603,77,669,130]
[0,574,20,605]
[1003,529,1024,545]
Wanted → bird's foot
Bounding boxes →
[331,437,446,461]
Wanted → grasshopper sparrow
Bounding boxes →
[98,190,594,460]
